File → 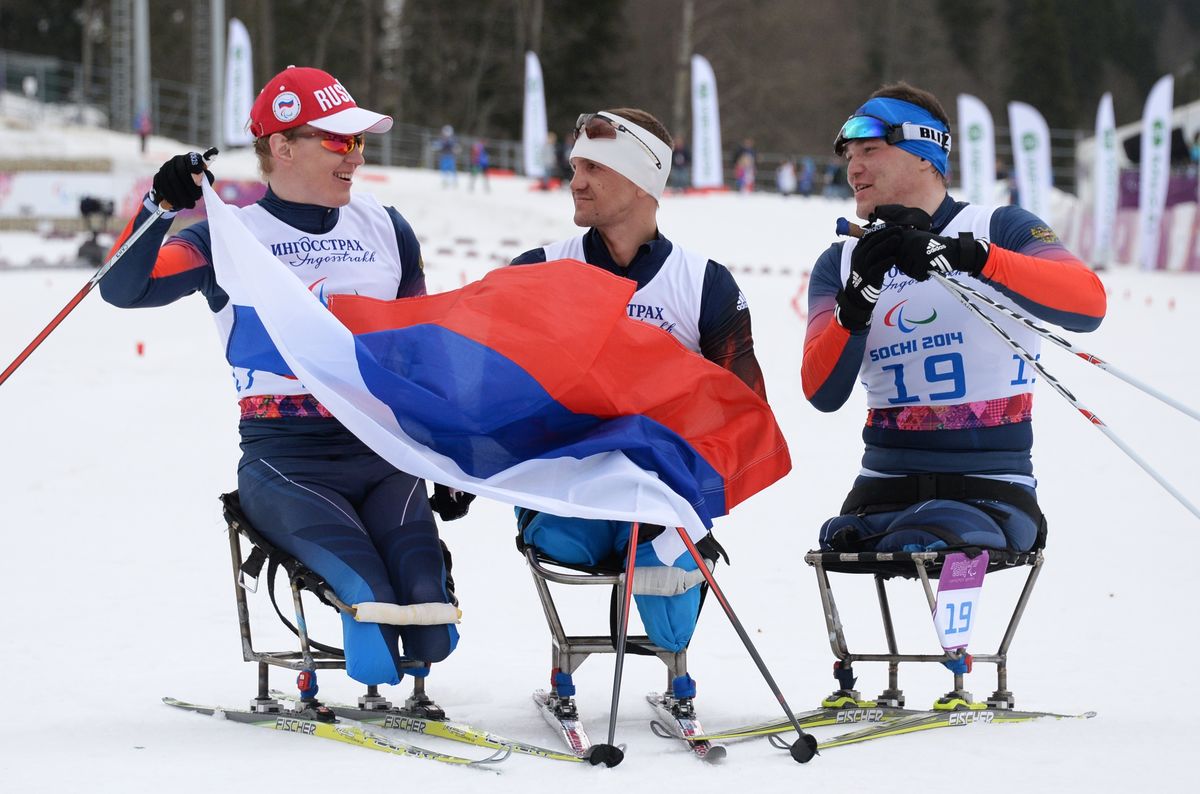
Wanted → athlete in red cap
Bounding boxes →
[99,67,469,707]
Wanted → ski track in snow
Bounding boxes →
[1,118,1197,792]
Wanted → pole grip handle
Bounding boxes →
[156,147,220,212]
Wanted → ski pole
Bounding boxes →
[934,272,1200,424]
[674,527,818,763]
[930,269,1200,520]
[586,522,641,768]
[0,208,163,387]
[0,147,218,388]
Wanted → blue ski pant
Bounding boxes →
[238,452,458,686]
[820,491,1039,553]
[518,509,702,653]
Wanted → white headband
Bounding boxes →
[570,112,673,200]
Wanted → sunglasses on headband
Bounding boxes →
[291,129,366,156]
[834,115,952,156]
[574,113,663,170]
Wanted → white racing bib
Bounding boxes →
[213,194,405,397]
[543,235,706,353]
[840,205,1042,409]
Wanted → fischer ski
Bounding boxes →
[646,692,727,762]
[693,702,920,742]
[533,689,591,758]
[766,704,1096,751]
[270,689,581,762]
[163,697,508,768]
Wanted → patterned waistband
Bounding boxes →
[866,393,1033,432]
[239,394,334,420]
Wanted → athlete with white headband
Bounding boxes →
[509,107,767,726]
[568,111,673,200]
[801,83,1107,693]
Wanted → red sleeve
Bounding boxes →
[151,238,209,278]
[802,297,859,404]
[981,245,1106,328]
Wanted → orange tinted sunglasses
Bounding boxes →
[293,130,365,155]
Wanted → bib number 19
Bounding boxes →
[933,551,989,652]
[884,352,966,405]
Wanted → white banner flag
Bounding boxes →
[690,54,723,189]
[1137,74,1174,271]
[1007,102,1052,219]
[522,51,548,180]
[223,17,254,147]
[1093,92,1118,267]
[956,94,995,206]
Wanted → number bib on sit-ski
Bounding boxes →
[840,205,1042,409]
[933,550,988,652]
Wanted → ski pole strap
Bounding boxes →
[241,544,268,584]
[695,533,730,566]
[264,557,346,657]
[222,491,347,656]
[840,473,1044,527]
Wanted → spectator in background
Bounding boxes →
[997,158,1018,206]
[732,137,755,168]
[734,152,756,192]
[469,139,490,193]
[1189,132,1200,178]
[670,133,692,190]
[821,158,843,198]
[733,137,757,193]
[438,125,460,188]
[776,159,797,197]
[540,131,559,190]
[556,131,573,185]
[135,108,153,155]
[798,156,816,196]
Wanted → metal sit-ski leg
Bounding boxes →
[524,548,681,714]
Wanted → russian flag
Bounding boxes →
[202,182,790,543]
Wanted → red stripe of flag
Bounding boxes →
[330,260,790,510]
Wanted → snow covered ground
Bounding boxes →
[1,118,1198,792]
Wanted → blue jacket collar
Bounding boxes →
[581,227,673,271]
[259,186,341,234]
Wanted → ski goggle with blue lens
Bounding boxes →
[833,115,952,156]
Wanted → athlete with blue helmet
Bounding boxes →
[803,82,1107,554]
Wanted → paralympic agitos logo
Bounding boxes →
[883,299,937,333]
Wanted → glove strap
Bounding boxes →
[834,289,874,331]
[958,232,987,275]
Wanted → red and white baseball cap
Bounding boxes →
[248,66,393,138]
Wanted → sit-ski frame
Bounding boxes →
[222,492,428,712]
[804,548,1045,708]
[523,547,688,689]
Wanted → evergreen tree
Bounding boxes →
[1006,0,1077,128]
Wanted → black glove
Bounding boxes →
[430,483,476,521]
[870,204,933,231]
[835,225,904,331]
[869,204,989,282]
[894,228,990,282]
[151,152,215,210]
